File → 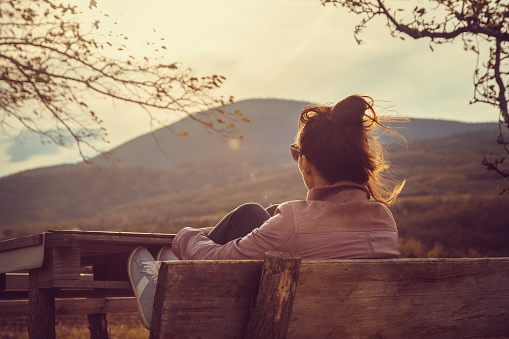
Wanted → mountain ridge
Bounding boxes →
[69,98,502,170]
[5,98,498,178]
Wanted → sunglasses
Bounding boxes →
[290,144,301,162]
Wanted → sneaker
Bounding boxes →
[156,246,179,261]
[128,246,159,329]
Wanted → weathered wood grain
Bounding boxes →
[87,313,109,339]
[287,258,509,338]
[150,257,509,339]
[1,297,137,317]
[244,252,301,339]
[28,268,55,339]
[0,235,45,274]
[37,279,131,290]
[0,234,42,252]
[0,230,178,338]
[46,229,175,246]
[150,260,263,339]
[0,272,29,291]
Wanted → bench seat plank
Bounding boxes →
[150,260,263,339]
[288,258,509,338]
[151,258,509,339]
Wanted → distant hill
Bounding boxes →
[91,99,311,168]
[88,99,498,169]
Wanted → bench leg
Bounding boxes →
[88,313,109,339]
[28,268,56,339]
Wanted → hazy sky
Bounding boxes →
[0,0,499,177]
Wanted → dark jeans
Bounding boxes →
[207,203,279,245]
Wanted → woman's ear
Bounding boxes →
[300,155,314,174]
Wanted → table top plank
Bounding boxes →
[0,236,45,274]
[0,234,43,252]
[47,229,175,241]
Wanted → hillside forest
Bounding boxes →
[1,99,508,259]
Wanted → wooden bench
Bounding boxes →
[150,252,509,339]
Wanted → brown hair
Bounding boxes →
[295,95,405,204]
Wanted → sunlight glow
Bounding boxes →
[229,138,240,150]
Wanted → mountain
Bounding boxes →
[88,98,498,169]
[1,98,507,258]
[90,99,311,169]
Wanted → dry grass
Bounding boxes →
[1,313,149,339]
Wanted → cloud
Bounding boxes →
[0,135,84,178]
[5,133,61,162]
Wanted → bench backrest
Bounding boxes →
[150,257,509,339]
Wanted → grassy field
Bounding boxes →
[1,314,148,339]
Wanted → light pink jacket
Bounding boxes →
[172,181,400,260]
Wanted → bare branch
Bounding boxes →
[0,0,248,163]
[322,0,509,194]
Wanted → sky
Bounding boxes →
[0,0,500,177]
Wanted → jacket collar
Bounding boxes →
[307,180,370,201]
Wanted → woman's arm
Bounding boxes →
[196,226,214,236]
[171,208,295,260]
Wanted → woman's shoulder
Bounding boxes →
[275,200,308,215]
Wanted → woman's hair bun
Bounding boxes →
[331,95,369,126]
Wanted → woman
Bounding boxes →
[128,94,405,328]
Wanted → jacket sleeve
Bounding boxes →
[171,206,295,260]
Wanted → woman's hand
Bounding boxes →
[197,226,214,236]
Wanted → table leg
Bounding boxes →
[28,268,55,339]
[88,313,109,339]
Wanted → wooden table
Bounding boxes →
[0,230,175,339]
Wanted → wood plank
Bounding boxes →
[55,289,133,299]
[56,297,137,316]
[37,279,132,290]
[0,234,42,252]
[0,297,137,317]
[37,247,81,284]
[0,291,28,299]
[286,258,509,339]
[1,268,129,298]
[150,260,263,339]
[0,288,133,299]
[0,235,45,274]
[1,273,29,290]
[47,229,175,238]
[51,247,81,280]
[44,238,79,248]
[46,230,175,245]
[1,272,98,292]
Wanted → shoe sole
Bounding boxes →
[128,246,151,329]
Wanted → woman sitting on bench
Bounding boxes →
[128,94,406,329]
